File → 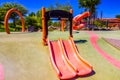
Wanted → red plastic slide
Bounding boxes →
[48,38,92,79]
[48,40,76,79]
[60,38,92,76]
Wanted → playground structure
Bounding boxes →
[4,8,25,34]
[59,12,90,31]
[2,7,120,80]
[73,12,90,30]
[3,8,89,34]
[42,7,92,79]
[42,7,73,45]
[61,19,65,32]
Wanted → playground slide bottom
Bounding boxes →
[48,40,76,79]
[61,38,92,76]
[48,38,92,79]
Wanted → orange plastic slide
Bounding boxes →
[73,12,90,30]
[48,38,92,79]
[61,38,92,76]
[73,12,90,22]
[48,40,77,79]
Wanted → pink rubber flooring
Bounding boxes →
[0,64,4,80]
[86,31,120,70]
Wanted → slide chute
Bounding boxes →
[73,12,90,30]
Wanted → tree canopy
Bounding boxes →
[78,0,100,17]
[47,1,72,12]
[34,1,72,29]
[0,2,28,20]
[116,14,120,18]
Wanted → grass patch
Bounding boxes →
[94,31,120,39]
[97,38,120,61]
[0,28,5,32]
[0,25,23,32]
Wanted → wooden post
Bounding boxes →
[70,9,73,37]
[42,7,47,45]
[61,19,65,32]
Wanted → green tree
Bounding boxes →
[36,9,42,29]
[78,0,100,29]
[78,0,100,16]
[0,2,28,30]
[33,2,72,30]
[48,1,72,11]
[0,6,5,28]
[0,7,4,22]
[25,11,42,30]
[93,20,105,28]
[25,16,37,26]
[36,10,41,17]
[29,12,36,17]
[116,14,120,18]
[36,8,52,29]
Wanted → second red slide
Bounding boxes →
[60,38,92,76]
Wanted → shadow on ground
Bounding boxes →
[62,70,95,80]
[74,40,87,44]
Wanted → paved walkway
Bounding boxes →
[103,38,120,50]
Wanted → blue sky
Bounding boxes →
[0,0,120,18]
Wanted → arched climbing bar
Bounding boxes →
[4,8,25,34]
